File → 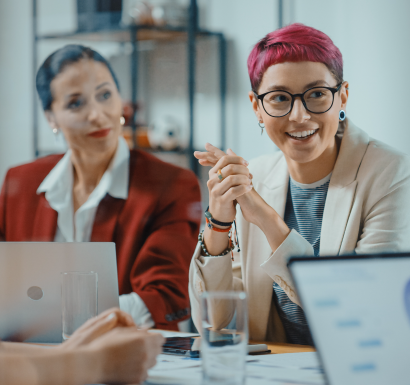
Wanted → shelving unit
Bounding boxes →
[32,0,226,176]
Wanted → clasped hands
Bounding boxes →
[194,143,270,228]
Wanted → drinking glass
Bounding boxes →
[200,291,248,385]
[61,271,98,340]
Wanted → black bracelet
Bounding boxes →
[205,206,233,227]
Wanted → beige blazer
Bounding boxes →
[189,120,410,342]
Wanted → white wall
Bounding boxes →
[0,0,33,183]
[203,0,279,161]
[1,0,410,185]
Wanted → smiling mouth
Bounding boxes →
[286,129,318,140]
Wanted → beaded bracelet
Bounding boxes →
[198,230,235,258]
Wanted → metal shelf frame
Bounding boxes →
[32,0,227,176]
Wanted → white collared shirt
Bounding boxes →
[37,137,154,327]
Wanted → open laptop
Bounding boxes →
[288,253,410,385]
[0,242,119,343]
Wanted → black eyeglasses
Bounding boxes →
[253,83,342,118]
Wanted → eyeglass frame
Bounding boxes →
[253,82,343,118]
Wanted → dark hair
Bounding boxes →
[36,44,120,111]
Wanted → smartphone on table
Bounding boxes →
[162,336,271,357]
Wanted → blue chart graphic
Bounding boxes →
[404,279,410,322]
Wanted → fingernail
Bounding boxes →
[247,184,252,190]
[243,160,249,166]
[107,312,117,321]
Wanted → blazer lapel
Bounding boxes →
[320,120,369,256]
[320,181,358,255]
[258,154,290,219]
[32,194,58,241]
[91,194,126,242]
[246,155,289,339]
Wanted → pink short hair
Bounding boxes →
[247,23,343,91]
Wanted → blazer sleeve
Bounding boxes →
[129,168,201,330]
[0,170,10,241]
[189,243,245,332]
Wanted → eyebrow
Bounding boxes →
[64,93,81,101]
[264,80,331,93]
[96,82,110,90]
[64,82,111,100]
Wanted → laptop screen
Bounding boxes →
[289,254,410,385]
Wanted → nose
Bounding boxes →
[87,101,104,124]
[289,98,310,123]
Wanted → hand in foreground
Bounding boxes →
[194,143,252,223]
[59,307,135,351]
[87,328,164,385]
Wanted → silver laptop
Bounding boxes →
[288,253,410,385]
[0,242,119,343]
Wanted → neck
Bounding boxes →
[71,143,117,195]
[285,137,339,184]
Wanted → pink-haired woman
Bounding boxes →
[188,23,410,344]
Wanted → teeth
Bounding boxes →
[288,129,316,138]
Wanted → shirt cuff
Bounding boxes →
[119,292,155,328]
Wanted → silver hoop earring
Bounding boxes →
[258,120,265,135]
[339,110,346,121]
[52,127,58,135]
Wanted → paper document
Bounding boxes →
[147,351,325,385]
[256,352,321,369]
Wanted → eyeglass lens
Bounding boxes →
[262,88,335,117]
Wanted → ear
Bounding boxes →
[44,110,58,130]
[340,81,349,111]
[248,91,263,122]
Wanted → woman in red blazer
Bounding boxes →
[0,44,201,330]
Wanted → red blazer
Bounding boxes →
[0,150,201,330]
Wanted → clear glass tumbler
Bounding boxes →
[200,291,248,385]
[61,271,98,340]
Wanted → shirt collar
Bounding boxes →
[37,136,130,200]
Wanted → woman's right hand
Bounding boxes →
[195,143,252,223]
[58,307,135,351]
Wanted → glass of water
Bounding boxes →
[61,271,98,340]
[200,291,248,385]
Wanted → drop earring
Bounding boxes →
[120,116,125,125]
[339,110,346,121]
[258,120,265,135]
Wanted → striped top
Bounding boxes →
[272,173,331,345]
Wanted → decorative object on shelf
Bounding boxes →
[122,0,187,27]
[77,0,122,32]
[152,0,188,27]
[121,0,154,26]
[148,115,182,151]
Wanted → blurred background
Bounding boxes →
[1,0,410,195]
